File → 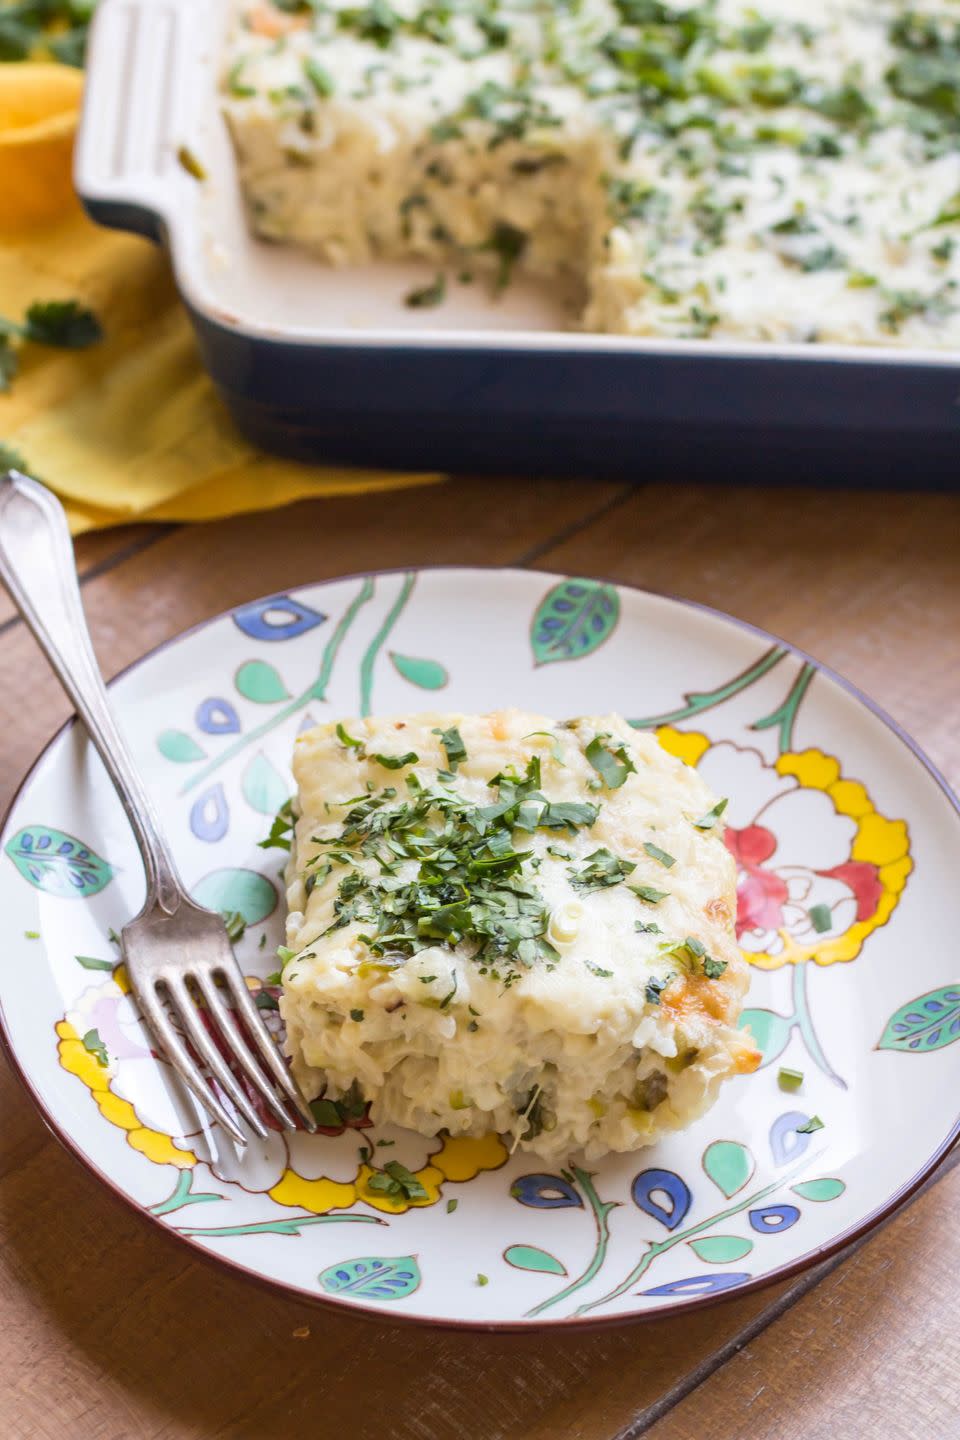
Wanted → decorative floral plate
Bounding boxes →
[1,567,958,1329]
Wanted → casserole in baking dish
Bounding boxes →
[75,0,960,479]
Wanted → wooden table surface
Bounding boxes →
[2,477,959,1440]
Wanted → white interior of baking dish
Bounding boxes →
[76,0,954,363]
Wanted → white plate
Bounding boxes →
[2,567,957,1328]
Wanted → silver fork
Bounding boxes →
[0,471,315,1146]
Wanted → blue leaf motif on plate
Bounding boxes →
[196,698,241,735]
[510,1174,583,1209]
[530,579,620,666]
[233,594,327,642]
[317,1255,420,1302]
[770,1111,813,1167]
[640,1272,751,1298]
[632,1168,692,1231]
[4,826,114,899]
[749,1204,801,1234]
[190,784,229,843]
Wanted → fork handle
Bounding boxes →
[0,471,184,915]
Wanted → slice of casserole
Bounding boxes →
[279,710,759,1161]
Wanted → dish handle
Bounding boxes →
[74,0,216,243]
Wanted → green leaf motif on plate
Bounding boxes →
[192,868,277,926]
[241,752,289,817]
[703,1140,755,1198]
[504,1244,568,1276]
[235,660,290,704]
[689,1235,754,1264]
[318,1255,421,1302]
[876,986,960,1053]
[791,1178,846,1202]
[157,729,206,763]
[531,579,620,666]
[389,651,449,690]
[740,1008,794,1068]
[4,826,113,899]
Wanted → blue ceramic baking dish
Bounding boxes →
[76,0,960,484]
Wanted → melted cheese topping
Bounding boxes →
[224,0,960,346]
[280,710,758,1161]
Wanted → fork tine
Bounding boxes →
[217,965,317,1132]
[162,975,270,1142]
[131,977,248,1147]
[194,971,297,1131]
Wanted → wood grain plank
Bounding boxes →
[0,524,169,631]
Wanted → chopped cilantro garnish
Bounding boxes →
[586,960,613,978]
[796,1115,824,1134]
[0,437,28,467]
[446,1198,458,1213]
[643,842,675,868]
[540,801,599,830]
[569,848,635,893]
[75,954,114,971]
[630,883,668,904]
[702,955,728,979]
[370,751,419,769]
[522,730,566,766]
[405,274,446,308]
[485,221,527,293]
[692,799,729,829]
[337,0,399,47]
[635,921,662,934]
[276,945,298,968]
[368,1160,428,1201]
[304,57,335,97]
[585,733,637,789]
[81,1028,109,1067]
[221,910,246,943]
[259,798,296,852]
[350,1008,365,1021]
[434,725,467,770]
[645,974,672,1005]
[1,297,101,394]
[23,301,102,349]
[177,145,207,181]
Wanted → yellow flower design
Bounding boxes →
[656,728,911,971]
[56,964,197,1170]
[56,969,508,1214]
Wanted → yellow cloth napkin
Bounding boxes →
[0,63,440,535]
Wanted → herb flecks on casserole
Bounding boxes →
[224,0,960,347]
[277,711,759,1161]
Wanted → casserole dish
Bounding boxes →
[75,0,960,482]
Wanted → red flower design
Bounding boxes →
[726,825,789,937]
